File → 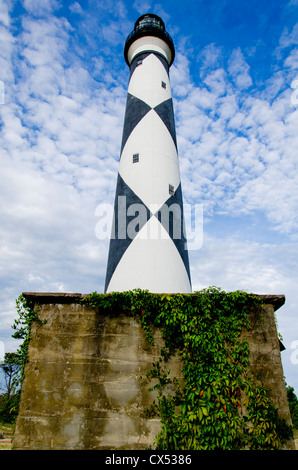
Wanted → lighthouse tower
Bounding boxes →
[105,13,191,294]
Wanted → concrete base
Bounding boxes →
[12,292,295,450]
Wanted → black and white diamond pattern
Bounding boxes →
[105,52,191,293]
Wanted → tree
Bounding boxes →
[0,353,21,423]
[287,386,298,429]
[0,353,21,398]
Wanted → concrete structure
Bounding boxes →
[105,14,191,294]
[12,292,295,450]
[13,293,182,450]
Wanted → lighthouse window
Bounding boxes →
[133,153,139,163]
[169,184,175,195]
[161,81,167,89]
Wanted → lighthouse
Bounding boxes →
[105,13,191,294]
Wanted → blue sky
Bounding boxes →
[0,0,298,395]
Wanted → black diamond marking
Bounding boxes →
[154,183,191,284]
[129,52,169,80]
[155,53,169,75]
[154,98,177,149]
[104,174,152,292]
[129,52,152,80]
[121,93,152,155]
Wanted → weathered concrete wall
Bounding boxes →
[242,299,291,423]
[12,293,181,450]
[12,293,295,450]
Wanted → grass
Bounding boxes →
[0,423,297,451]
[294,428,298,450]
[0,422,14,450]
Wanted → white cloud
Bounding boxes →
[0,26,15,88]
[171,38,298,237]
[153,4,170,23]
[199,43,223,71]
[69,2,84,15]
[284,48,298,69]
[133,0,152,14]
[228,47,253,90]
[190,233,285,293]
[0,5,125,344]
[279,22,298,49]
[204,68,228,96]
[22,0,62,17]
[0,0,11,27]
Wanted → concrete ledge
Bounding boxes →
[22,291,286,310]
[22,292,88,304]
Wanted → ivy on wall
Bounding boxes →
[83,287,293,450]
[11,295,41,388]
[12,288,293,449]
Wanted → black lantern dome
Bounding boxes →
[124,13,175,66]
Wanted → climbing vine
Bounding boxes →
[11,294,42,389]
[83,287,293,450]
